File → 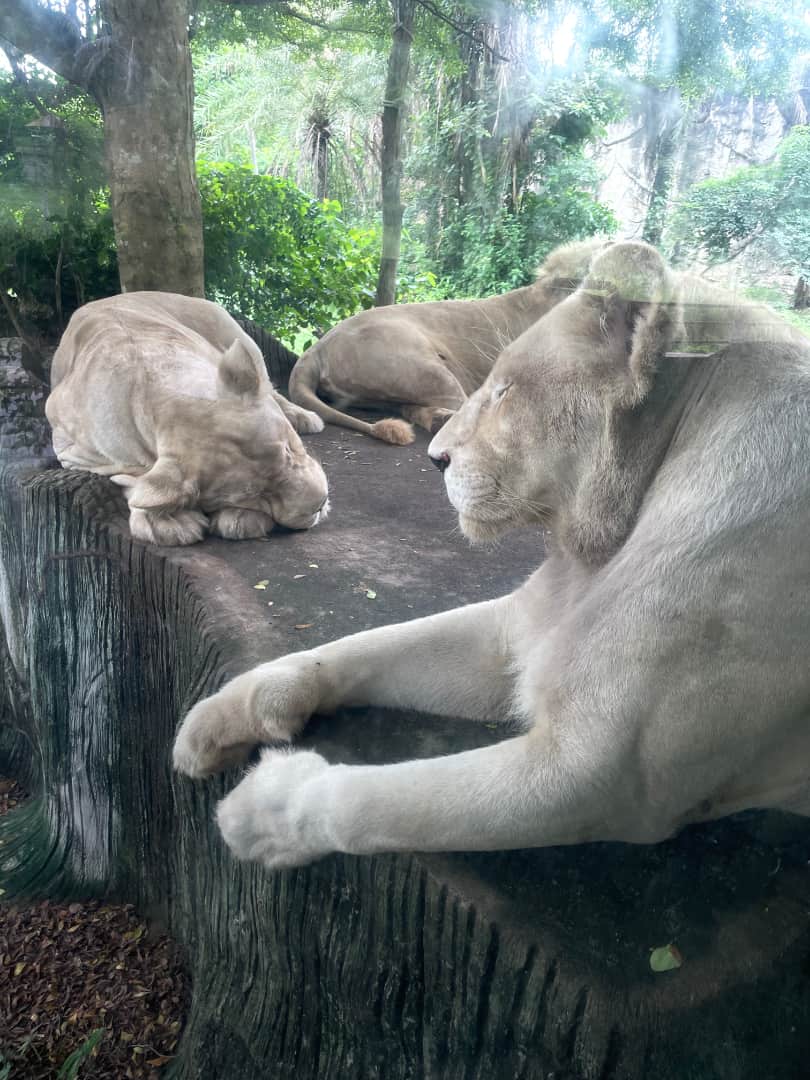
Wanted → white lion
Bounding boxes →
[46,292,329,546]
[288,238,611,444]
[174,242,810,868]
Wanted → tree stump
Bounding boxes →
[1,338,809,1079]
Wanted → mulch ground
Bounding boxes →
[0,779,190,1079]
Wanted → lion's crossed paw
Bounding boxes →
[173,656,320,777]
[216,749,332,868]
[209,507,274,540]
[172,693,269,778]
[129,507,209,547]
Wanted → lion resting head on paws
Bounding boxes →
[46,292,329,546]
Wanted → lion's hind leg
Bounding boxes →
[391,363,466,435]
[400,404,457,435]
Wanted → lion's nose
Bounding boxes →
[429,451,450,473]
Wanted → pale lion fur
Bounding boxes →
[174,242,810,869]
[47,292,329,547]
[288,237,612,444]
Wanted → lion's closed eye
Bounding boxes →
[491,383,512,405]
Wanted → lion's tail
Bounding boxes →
[288,351,415,446]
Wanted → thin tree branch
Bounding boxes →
[713,135,771,166]
[613,156,655,196]
[0,38,47,111]
[412,0,511,63]
[698,224,765,274]
[599,124,645,149]
[215,0,369,34]
[0,0,86,87]
[697,175,799,275]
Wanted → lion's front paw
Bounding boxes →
[173,657,321,778]
[129,507,208,546]
[292,408,325,435]
[209,507,274,540]
[173,693,260,778]
[216,749,332,868]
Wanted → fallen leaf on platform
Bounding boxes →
[253,580,269,590]
[649,944,683,972]
[294,623,313,630]
[366,590,377,599]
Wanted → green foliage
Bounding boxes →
[0,186,117,328]
[3,150,387,344]
[432,177,617,297]
[0,73,115,334]
[668,126,810,276]
[194,44,386,216]
[407,63,619,296]
[57,1029,106,1080]
[594,0,810,99]
[191,0,390,53]
[744,285,810,337]
[198,161,381,342]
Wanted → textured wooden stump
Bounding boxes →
[1,337,809,1079]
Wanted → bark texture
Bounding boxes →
[2,339,810,1078]
[375,0,416,307]
[99,0,203,295]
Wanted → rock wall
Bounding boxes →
[594,90,799,242]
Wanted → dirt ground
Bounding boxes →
[0,779,189,1079]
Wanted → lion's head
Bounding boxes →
[112,338,329,537]
[428,241,681,558]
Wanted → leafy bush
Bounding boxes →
[198,160,382,342]
[2,154,384,344]
[1,186,117,330]
[0,76,115,336]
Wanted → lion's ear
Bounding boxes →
[111,457,198,511]
[536,236,612,289]
[218,339,263,398]
[582,241,680,404]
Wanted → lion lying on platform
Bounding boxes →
[174,241,810,868]
[46,293,329,546]
[288,237,611,444]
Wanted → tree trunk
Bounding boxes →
[375,0,415,307]
[793,276,809,310]
[641,91,683,248]
[98,0,204,295]
[0,0,204,298]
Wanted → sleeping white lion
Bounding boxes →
[46,292,329,546]
[174,241,810,868]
